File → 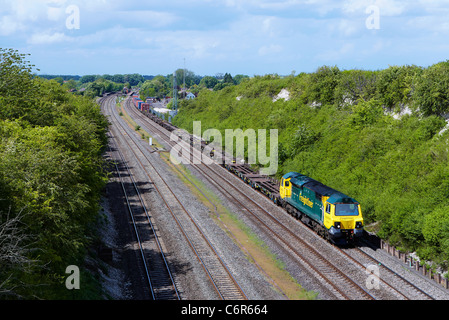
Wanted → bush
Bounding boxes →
[413,61,449,116]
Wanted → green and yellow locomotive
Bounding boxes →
[280,172,363,244]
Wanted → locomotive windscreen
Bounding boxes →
[334,203,359,216]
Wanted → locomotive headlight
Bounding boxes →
[334,222,341,229]
[355,221,363,229]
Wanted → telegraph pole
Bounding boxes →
[183,58,186,95]
[172,71,178,111]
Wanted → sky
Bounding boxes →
[1,0,449,76]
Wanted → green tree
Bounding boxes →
[376,65,420,110]
[63,79,77,91]
[223,73,235,84]
[79,74,97,84]
[307,65,341,105]
[234,74,250,85]
[199,76,218,89]
[413,61,449,116]
[0,48,40,122]
[334,70,378,107]
[0,48,108,299]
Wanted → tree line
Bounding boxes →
[139,70,249,101]
[39,69,250,102]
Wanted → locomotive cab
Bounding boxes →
[280,177,292,198]
[279,172,364,245]
[324,195,364,242]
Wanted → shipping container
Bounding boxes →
[141,103,150,112]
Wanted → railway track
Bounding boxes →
[102,97,180,300]
[101,95,247,300]
[122,96,375,300]
[108,134,180,300]
[348,243,435,300]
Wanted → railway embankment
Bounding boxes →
[172,65,449,278]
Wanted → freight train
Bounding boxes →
[131,94,151,112]
[129,95,364,244]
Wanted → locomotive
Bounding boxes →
[280,172,363,244]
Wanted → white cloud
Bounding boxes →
[317,42,355,62]
[337,19,360,37]
[0,15,23,36]
[342,0,406,16]
[1,0,449,75]
[407,15,449,35]
[258,44,283,56]
[28,31,71,45]
[115,10,179,28]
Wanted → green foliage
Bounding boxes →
[0,48,108,299]
[376,65,420,110]
[83,78,124,98]
[80,73,144,86]
[307,65,341,105]
[173,61,449,266]
[199,76,218,89]
[413,61,449,116]
[350,99,384,127]
[334,69,378,107]
[140,75,170,100]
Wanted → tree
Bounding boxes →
[334,70,378,107]
[175,68,197,88]
[223,73,235,84]
[53,77,64,85]
[308,65,341,105]
[63,79,77,91]
[139,76,170,99]
[124,73,144,86]
[376,65,420,110]
[234,74,249,85]
[112,74,123,83]
[0,49,39,118]
[0,209,35,298]
[199,76,218,89]
[413,61,449,116]
[79,75,97,84]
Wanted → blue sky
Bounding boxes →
[1,0,448,76]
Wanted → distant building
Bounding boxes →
[186,92,195,100]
